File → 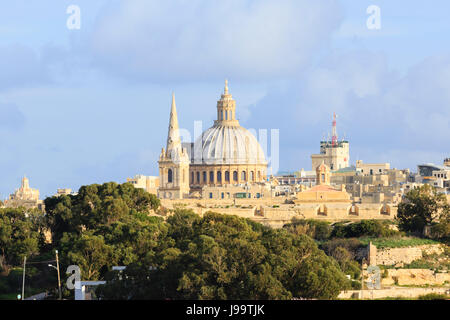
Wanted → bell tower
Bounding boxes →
[157,93,190,199]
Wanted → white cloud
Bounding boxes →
[88,0,343,81]
[244,50,450,171]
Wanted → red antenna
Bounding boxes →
[331,112,337,147]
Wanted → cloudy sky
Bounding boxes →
[0,0,449,198]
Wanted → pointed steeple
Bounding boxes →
[224,79,229,95]
[166,93,182,158]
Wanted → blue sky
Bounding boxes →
[0,0,449,198]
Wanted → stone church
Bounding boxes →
[158,81,267,199]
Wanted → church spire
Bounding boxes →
[166,92,182,157]
[224,79,229,95]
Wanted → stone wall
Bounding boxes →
[381,269,450,286]
[374,244,444,266]
[160,199,397,227]
[338,287,450,299]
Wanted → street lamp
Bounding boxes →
[48,250,62,300]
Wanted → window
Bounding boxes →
[349,205,359,216]
[380,205,390,215]
[203,171,207,183]
[168,169,173,183]
[209,193,213,199]
[209,171,214,183]
[317,205,327,216]
[225,171,230,182]
[250,171,254,181]
[217,171,222,182]
[221,192,224,199]
[191,172,194,183]
[241,171,246,181]
[233,171,238,181]
[196,172,200,183]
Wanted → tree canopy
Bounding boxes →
[97,210,350,300]
[397,185,449,239]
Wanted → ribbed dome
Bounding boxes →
[193,125,267,165]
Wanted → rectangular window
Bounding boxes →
[209,193,213,199]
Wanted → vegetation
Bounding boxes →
[283,219,331,241]
[0,208,43,273]
[97,211,351,299]
[331,220,399,239]
[358,237,439,248]
[1,182,354,300]
[417,293,449,300]
[397,185,449,241]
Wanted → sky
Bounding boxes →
[0,0,449,198]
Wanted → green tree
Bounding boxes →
[60,232,114,280]
[397,185,449,234]
[97,210,350,300]
[0,208,40,273]
[45,182,160,245]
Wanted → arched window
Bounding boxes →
[203,171,207,183]
[217,171,222,182]
[196,172,200,184]
[241,171,246,181]
[209,171,214,183]
[168,169,173,183]
[250,171,254,181]
[191,172,194,184]
[225,171,230,182]
[233,171,238,181]
[317,205,327,216]
[380,204,390,215]
[349,205,359,216]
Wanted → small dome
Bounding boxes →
[193,125,267,165]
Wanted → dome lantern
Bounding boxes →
[215,79,239,126]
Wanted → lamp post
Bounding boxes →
[22,256,26,300]
[49,250,62,300]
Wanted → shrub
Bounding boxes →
[331,220,399,238]
[418,293,448,300]
[283,219,332,241]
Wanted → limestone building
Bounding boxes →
[311,113,349,171]
[294,162,351,205]
[158,81,268,199]
[127,175,159,194]
[4,176,44,210]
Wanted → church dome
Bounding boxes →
[192,80,267,166]
[193,125,266,165]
